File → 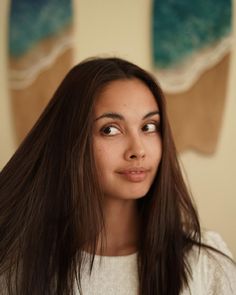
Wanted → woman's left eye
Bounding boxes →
[142,123,159,133]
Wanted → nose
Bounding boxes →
[124,135,146,161]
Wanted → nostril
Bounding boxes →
[130,155,137,159]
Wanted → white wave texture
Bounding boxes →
[154,35,233,93]
[9,33,74,90]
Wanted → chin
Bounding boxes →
[104,183,152,201]
[122,188,150,200]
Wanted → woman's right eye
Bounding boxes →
[100,126,121,136]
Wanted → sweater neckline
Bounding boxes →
[82,251,138,260]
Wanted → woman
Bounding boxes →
[0,57,235,294]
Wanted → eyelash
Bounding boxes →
[100,122,161,136]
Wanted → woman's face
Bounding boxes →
[92,78,162,201]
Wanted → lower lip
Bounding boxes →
[118,171,148,182]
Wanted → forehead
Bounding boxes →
[94,79,159,116]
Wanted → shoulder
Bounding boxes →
[184,231,236,295]
[202,230,233,257]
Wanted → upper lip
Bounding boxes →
[117,167,149,173]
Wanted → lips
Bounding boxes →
[116,167,149,182]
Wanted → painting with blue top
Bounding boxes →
[152,0,232,68]
[9,0,73,57]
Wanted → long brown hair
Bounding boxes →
[0,57,201,294]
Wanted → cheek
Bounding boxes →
[93,146,106,171]
[93,140,121,171]
[149,139,162,165]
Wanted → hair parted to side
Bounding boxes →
[0,57,201,295]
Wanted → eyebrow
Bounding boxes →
[94,111,160,121]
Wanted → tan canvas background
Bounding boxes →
[165,54,230,154]
[11,48,72,143]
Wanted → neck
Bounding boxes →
[96,198,140,256]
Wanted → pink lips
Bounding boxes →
[117,167,149,182]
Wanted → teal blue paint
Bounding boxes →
[152,0,232,68]
[9,0,73,57]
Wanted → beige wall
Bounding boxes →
[1,0,235,256]
[0,0,15,168]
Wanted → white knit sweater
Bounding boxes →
[79,231,236,295]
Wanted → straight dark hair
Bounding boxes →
[0,57,202,294]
